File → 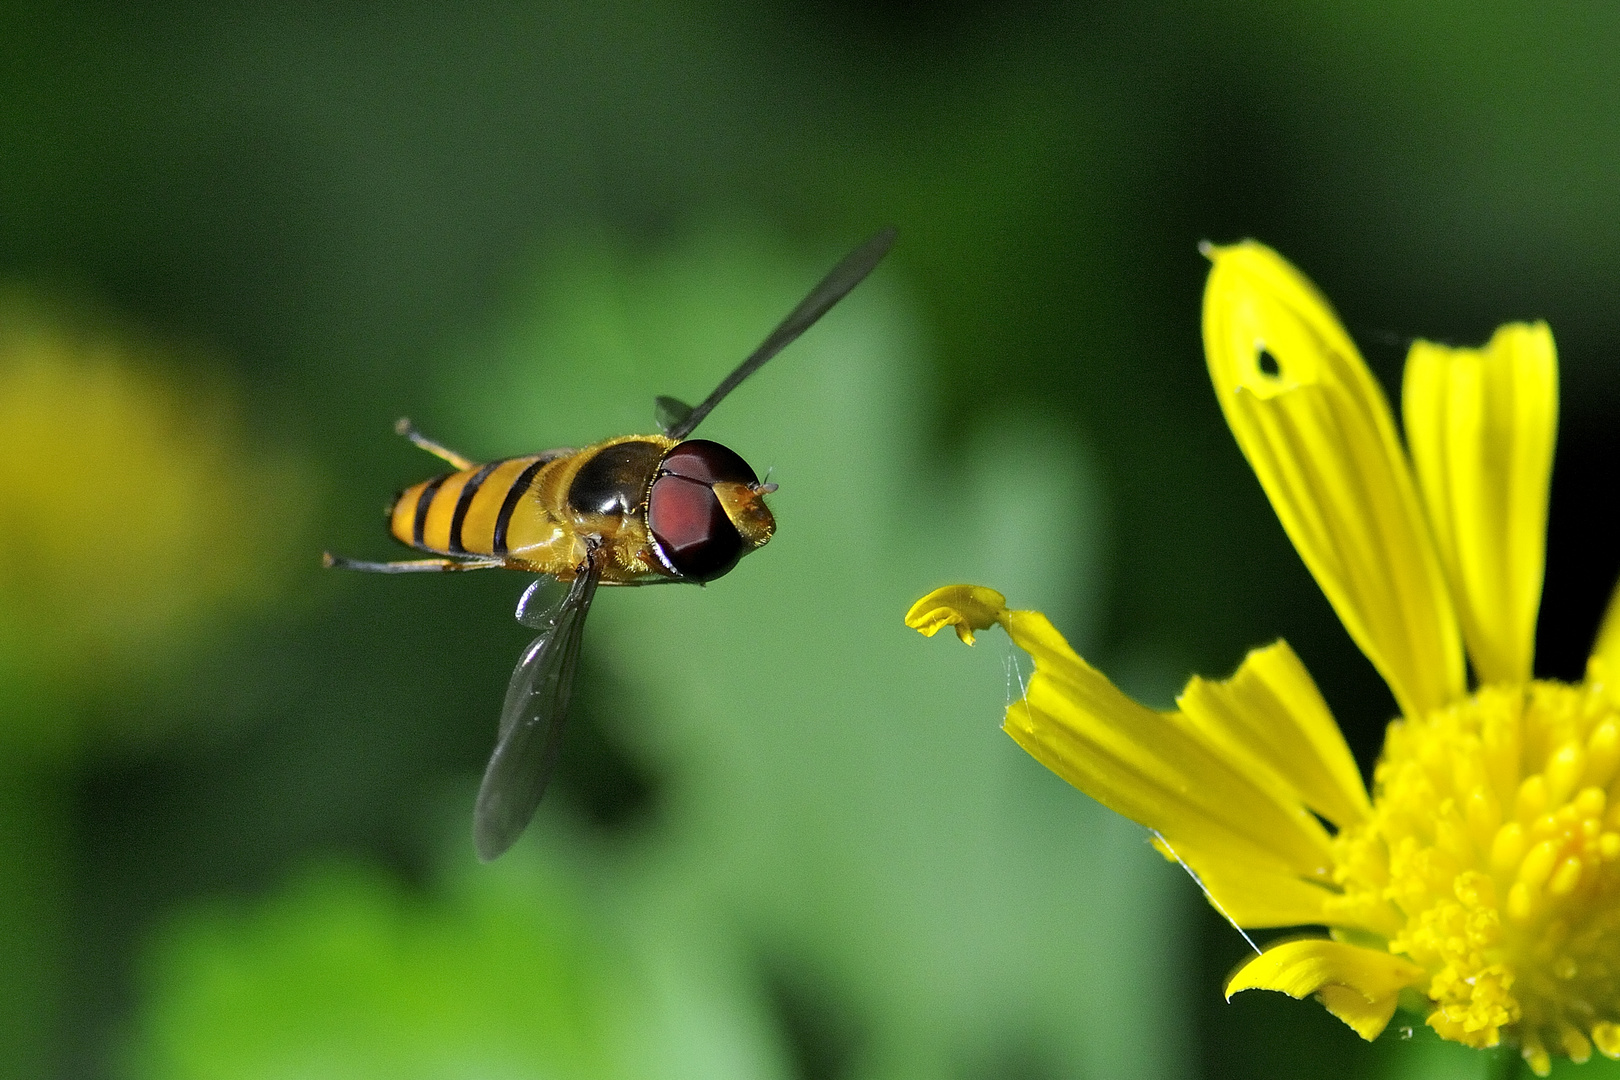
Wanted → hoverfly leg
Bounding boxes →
[394,417,475,469]
[322,553,502,573]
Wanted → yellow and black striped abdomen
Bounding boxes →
[390,452,562,559]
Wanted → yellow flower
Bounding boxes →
[908,242,1620,1076]
[1,288,310,753]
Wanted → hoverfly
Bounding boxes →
[325,228,896,860]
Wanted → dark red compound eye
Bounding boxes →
[659,440,758,486]
[647,474,744,582]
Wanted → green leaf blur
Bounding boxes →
[5,2,1620,1079]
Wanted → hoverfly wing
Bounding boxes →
[665,226,897,440]
[514,575,571,631]
[473,565,600,861]
[654,395,695,436]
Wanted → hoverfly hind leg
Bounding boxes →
[394,417,475,469]
[322,552,503,573]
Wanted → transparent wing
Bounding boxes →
[472,566,600,861]
[664,226,897,439]
[654,395,695,436]
[514,575,570,628]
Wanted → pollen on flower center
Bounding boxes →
[1330,679,1620,1074]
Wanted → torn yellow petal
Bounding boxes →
[1226,938,1425,1041]
[1006,689,1341,927]
[991,604,1345,922]
[911,587,1349,927]
[1403,323,1557,686]
[905,585,1008,645]
[1003,615,1333,871]
[1179,640,1371,829]
[1203,242,1464,718]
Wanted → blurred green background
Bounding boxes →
[4,3,1620,1078]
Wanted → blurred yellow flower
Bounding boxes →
[0,289,309,752]
[909,242,1620,1076]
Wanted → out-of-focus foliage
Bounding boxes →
[4,2,1620,1079]
[0,289,311,1080]
[0,289,310,752]
[128,855,787,1080]
[129,863,611,1080]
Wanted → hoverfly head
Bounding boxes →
[647,440,774,582]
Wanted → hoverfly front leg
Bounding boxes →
[394,417,475,469]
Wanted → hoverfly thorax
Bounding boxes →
[646,438,775,583]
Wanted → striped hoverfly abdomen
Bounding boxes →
[388,449,573,566]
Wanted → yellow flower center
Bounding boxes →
[1330,679,1620,1073]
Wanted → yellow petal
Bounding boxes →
[1226,938,1425,1041]
[1151,833,1351,928]
[905,585,1008,645]
[1178,640,1371,829]
[1203,242,1464,718]
[1591,581,1620,699]
[994,607,1343,927]
[1316,985,1403,1043]
[911,587,1352,927]
[1403,323,1557,686]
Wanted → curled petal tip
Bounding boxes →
[905,585,1009,645]
[1224,939,1424,1042]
